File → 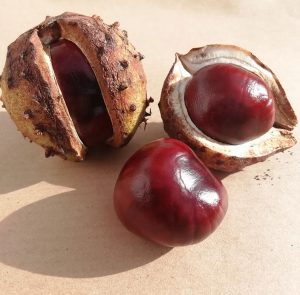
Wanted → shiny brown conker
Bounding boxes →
[184,63,275,145]
[50,39,113,147]
[114,138,228,247]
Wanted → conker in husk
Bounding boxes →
[0,12,149,160]
[184,63,275,145]
[50,39,113,147]
[114,138,228,247]
[159,45,297,172]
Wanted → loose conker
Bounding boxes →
[114,138,228,247]
[0,12,149,160]
[159,45,297,172]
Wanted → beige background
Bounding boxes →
[0,1,300,294]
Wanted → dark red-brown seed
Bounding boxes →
[50,39,113,147]
[114,138,228,247]
[184,63,275,145]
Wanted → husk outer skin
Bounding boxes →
[0,12,148,160]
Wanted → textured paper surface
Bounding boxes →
[0,1,299,294]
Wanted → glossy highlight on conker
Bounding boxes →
[50,39,113,147]
[184,63,275,145]
[114,138,228,247]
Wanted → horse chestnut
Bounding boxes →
[184,63,275,145]
[114,138,228,247]
[159,45,297,172]
[0,12,148,160]
[50,39,113,147]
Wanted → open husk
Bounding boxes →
[0,12,148,160]
[159,45,297,172]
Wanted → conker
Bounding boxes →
[0,12,149,160]
[114,138,228,247]
[184,63,275,145]
[159,45,297,172]
[50,39,113,147]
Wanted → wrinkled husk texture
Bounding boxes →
[0,12,148,160]
[159,45,297,172]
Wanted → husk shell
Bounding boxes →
[0,12,147,160]
[159,45,297,172]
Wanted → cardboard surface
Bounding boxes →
[0,1,299,294]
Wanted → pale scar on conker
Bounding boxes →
[0,12,152,161]
[159,44,297,172]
